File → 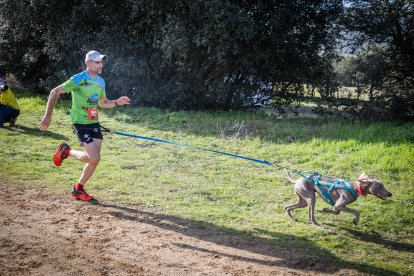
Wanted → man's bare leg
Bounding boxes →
[76,139,102,185]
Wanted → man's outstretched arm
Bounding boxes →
[39,86,66,131]
[98,96,130,108]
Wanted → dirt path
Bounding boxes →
[0,181,363,276]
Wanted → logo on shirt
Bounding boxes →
[80,79,93,87]
[87,93,99,104]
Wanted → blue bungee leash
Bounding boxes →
[114,130,273,166]
[100,125,291,169]
[100,125,357,198]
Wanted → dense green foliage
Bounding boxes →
[0,0,413,118]
[0,0,342,109]
[339,0,414,119]
[1,91,413,274]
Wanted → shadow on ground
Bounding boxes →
[91,199,398,275]
[3,125,68,140]
[340,227,414,253]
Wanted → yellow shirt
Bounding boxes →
[0,88,20,110]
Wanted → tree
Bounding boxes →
[0,0,344,111]
[342,0,414,119]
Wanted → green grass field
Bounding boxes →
[1,90,413,275]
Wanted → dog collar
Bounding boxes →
[356,183,364,196]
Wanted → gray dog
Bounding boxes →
[284,169,392,226]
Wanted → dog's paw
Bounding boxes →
[311,221,321,227]
[352,218,359,224]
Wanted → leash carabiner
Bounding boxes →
[99,125,112,133]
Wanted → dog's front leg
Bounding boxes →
[333,205,360,224]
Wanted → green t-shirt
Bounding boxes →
[62,71,106,124]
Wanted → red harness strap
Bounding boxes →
[356,183,364,196]
[356,179,370,196]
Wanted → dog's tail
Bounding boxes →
[284,169,296,184]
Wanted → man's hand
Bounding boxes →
[39,115,52,131]
[116,96,131,106]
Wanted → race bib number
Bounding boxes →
[88,107,99,120]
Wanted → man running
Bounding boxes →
[39,50,130,201]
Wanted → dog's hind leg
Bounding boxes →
[306,195,319,226]
[321,208,340,215]
[334,205,360,224]
[285,195,307,221]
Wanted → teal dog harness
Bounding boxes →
[298,172,358,206]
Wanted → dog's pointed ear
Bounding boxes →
[358,173,370,181]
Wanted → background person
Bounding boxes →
[0,78,20,127]
[39,50,130,201]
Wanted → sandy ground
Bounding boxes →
[0,181,363,276]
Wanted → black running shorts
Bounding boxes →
[72,123,103,146]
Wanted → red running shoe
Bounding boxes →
[53,142,70,167]
[71,186,93,201]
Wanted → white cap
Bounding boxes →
[85,50,106,62]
